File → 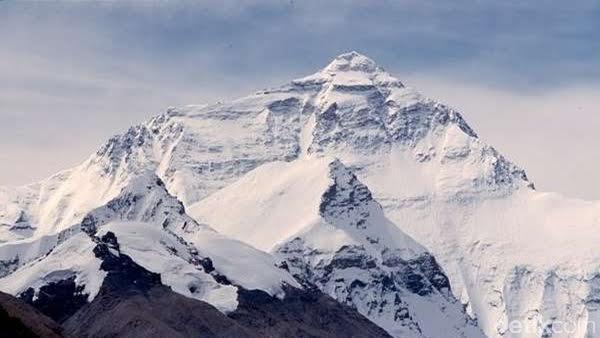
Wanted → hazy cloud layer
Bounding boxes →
[1,1,599,199]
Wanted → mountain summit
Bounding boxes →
[2,53,600,338]
[323,51,382,73]
[297,51,405,88]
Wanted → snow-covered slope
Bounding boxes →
[191,156,482,338]
[1,51,600,337]
[0,172,298,314]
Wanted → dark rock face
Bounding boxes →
[230,287,392,338]
[318,160,375,230]
[0,291,64,338]
[0,256,19,278]
[326,245,377,272]
[92,231,162,295]
[19,277,89,323]
[407,253,451,295]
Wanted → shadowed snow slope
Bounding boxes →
[2,52,600,337]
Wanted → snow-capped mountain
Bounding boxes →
[1,51,600,337]
[191,157,482,338]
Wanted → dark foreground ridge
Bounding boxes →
[0,291,64,338]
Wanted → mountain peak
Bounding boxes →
[322,51,380,74]
[291,51,403,88]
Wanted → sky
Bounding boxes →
[1,0,599,199]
